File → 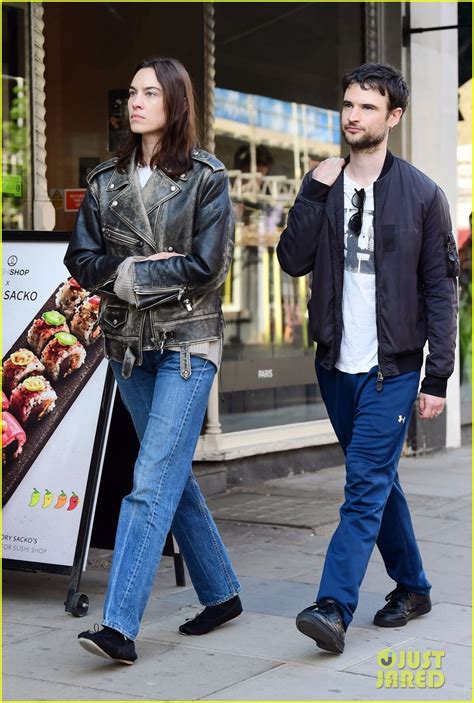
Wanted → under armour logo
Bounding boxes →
[398,415,406,423]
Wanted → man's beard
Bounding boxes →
[342,125,388,153]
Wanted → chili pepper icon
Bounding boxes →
[67,492,80,511]
[54,490,67,509]
[28,488,41,507]
[42,489,53,509]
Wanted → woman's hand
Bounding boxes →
[144,252,185,261]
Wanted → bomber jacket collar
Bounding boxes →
[325,150,395,238]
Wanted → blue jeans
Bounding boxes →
[103,351,241,640]
[316,362,431,628]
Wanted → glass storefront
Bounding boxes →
[2,2,467,452]
[214,88,341,431]
[212,3,363,431]
[2,2,32,230]
[37,2,365,435]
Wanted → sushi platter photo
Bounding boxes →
[2,278,104,505]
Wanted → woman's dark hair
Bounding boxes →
[115,57,198,176]
[342,63,409,113]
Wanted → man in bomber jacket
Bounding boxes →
[277,63,458,654]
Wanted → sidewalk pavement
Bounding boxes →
[3,445,471,701]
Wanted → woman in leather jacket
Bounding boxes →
[67,58,242,665]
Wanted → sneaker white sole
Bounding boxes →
[78,637,135,665]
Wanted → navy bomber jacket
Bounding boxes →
[277,152,459,397]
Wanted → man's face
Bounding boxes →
[341,83,402,152]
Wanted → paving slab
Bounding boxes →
[410,495,472,521]
[141,609,416,672]
[384,602,472,647]
[2,622,55,646]
[417,520,472,548]
[228,545,327,580]
[207,492,339,529]
[3,445,470,702]
[3,626,280,700]
[2,560,194,634]
[2,674,149,701]
[201,659,467,701]
[346,637,471,700]
[413,541,472,576]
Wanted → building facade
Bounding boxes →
[3,2,467,488]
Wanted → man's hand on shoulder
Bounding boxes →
[312,157,346,186]
[419,393,445,420]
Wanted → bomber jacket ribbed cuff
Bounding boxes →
[420,374,448,398]
[302,178,331,203]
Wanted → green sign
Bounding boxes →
[3,174,23,197]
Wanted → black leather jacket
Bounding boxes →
[65,149,234,373]
[277,152,459,397]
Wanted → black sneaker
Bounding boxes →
[296,599,346,654]
[374,587,431,627]
[78,624,137,664]
[179,595,242,636]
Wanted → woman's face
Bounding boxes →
[128,67,166,140]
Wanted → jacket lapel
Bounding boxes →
[140,168,182,214]
[106,160,182,251]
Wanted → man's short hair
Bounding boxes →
[342,63,409,113]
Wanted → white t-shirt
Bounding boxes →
[137,165,153,187]
[335,173,378,374]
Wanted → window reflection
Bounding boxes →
[2,4,32,230]
[216,88,340,432]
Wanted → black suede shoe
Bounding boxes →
[78,624,137,664]
[179,595,242,636]
[374,587,431,627]
[296,599,346,654]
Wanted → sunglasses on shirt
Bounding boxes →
[348,188,366,236]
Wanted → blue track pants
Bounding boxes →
[316,362,431,628]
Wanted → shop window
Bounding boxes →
[213,3,363,433]
[2,3,32,230]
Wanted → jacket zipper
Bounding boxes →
[104,228,140,246]
[133,286,193,311]
[373,185,384,392]
[93,274,117,294]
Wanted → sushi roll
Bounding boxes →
[2,391,9,410]
[10,376,57,424]
[70,295,102,346]
[2,349,46,395]
[27,310,69,355]
[55,277,89,318]
[41,332,86,381]
[2,411,26,462]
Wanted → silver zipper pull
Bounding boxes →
[159,331,167,353]
[177,287,192,311]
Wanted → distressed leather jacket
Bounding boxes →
[64,149,234,376]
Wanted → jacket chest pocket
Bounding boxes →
[104,227,145,250]
[102,305,129,330]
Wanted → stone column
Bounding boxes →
[408,2,460,448]
[30,2,55,230]
[202,3,222,439]
[203,3,216,153]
